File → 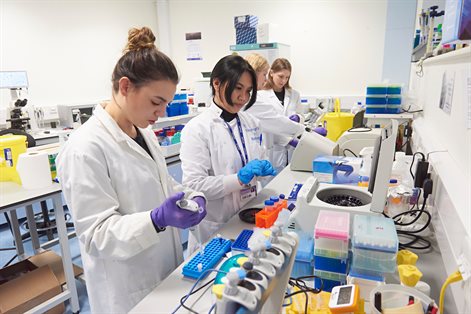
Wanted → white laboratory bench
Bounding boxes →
[130,166,457,313]
[0,181,80,313]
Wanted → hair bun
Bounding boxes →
[124,27,156,53]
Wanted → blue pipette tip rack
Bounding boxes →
[182,237,232,280]
[231,229,254,252]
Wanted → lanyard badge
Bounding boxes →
[224,117,249,167]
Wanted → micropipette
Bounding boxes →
[176,199,205,255]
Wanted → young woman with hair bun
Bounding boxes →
[57,27,207,313]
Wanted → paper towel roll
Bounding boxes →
[17,151,53,189]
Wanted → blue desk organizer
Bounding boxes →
[231,229,253,252]
[182,237,232,280]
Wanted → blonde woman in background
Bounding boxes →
[245,54,304,174]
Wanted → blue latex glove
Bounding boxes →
[237,160,277,184]
[150,192,206,229]
[288,138,299,148]
[313,126,328,137]
[289,114,300,123]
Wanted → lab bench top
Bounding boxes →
[130,165,457,313]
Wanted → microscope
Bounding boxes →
[7,89,31,131]
[1,71,31,131]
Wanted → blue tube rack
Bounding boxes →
[231,229,254,252]
[182,237,232,280]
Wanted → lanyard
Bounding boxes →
[224,116,249,167]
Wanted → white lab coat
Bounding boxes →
[250,88,303,173]
[57,104,199,313]
[180,102,266,254]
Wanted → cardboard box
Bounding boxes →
[233,14,258,28]
[0,260,63,314]
[29,250,83,285]
[0,250,83,314]
[236,27,257,44]
[313,156,362,184]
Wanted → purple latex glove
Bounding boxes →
[313,127,328,137]
[150,192,206,229]
[289,114,300,123]
[288,138,299,148]
[192,196,207,215]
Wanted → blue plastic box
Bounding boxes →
[387,96,401,105]
[366,86,388,95]
[366,96,387,105]
[314,277,343,293]
[166,103,180,117]
[291,234,314,278]
[180,102,189,115]
[314,255,348,274]
[173,93,187,101]
[386,104,402,114]
[387,86,402,95]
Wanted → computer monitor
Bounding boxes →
[0,71,28,89]
[368,120,398,213]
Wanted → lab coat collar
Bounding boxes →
[93,103,130,143]
[94,103,154,160]
[209,99,239,122]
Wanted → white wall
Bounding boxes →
[1,0,418,109]
[382,0,417,87]
[409,47,471,313]
[166,0,389,96]
[0,0,159,108]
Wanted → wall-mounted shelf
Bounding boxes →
[365,113,414,119]
[153,112,199,130]
[422,46,470,66]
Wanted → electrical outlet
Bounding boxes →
[427,164,438,205]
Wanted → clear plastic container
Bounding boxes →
[347,271,385,302]
[351,247,397,274]
[314,210,350,259]
[314,269,347,282]
[352,215,398,274]
[369,284,438,314]
[352,215,397,252]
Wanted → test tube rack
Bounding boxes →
[182,237,232,280]
[231,229,254,253]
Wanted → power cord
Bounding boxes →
[343,148,358,157]
[385,178,433,250]
[439,270,463,314]
[409,152,426,181]
[171,269,227,314]
[286,275,323,314]
[179,277,216,314]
